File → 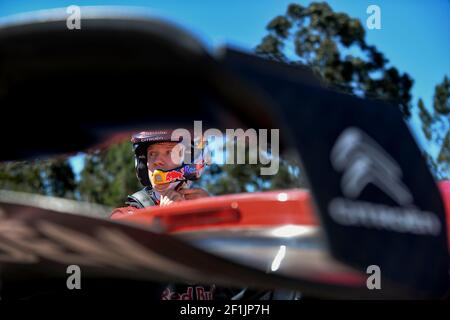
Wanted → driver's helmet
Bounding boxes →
[131,130,207,188]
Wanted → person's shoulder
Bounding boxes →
[126,187,156,208]
[111,186,212,219]
[110,187,156,219]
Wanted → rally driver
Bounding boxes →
[110,130,225,300]
[111,130,209,218]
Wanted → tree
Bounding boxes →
[78,152,106,204]
[0,157,77,198]
[418,76,450,179]
[42,158,77,198]
[78,141,141,207]
[434,76,450,115]
[194,139,306,195]
[256,2,413,117]
[255,2,450,180]
[0,160,46,194]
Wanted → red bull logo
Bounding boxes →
[165,170,184,182]
[151,164,204,185]
[151,169,184,185]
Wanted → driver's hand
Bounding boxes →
[160,190,184,206]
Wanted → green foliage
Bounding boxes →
[43,158,77,198]
[436,130,450,179]
[0,158,77,198]
[78,142,141,207]
[433,76,450,115]
[256,2,413,117]
[418,98,433,141]
[194,141,306,196]
[256,2,449,180]
[437,131,450,165]
[417,76,450,179]
[0,160,46,194]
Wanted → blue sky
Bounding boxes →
[1,0,449,175]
